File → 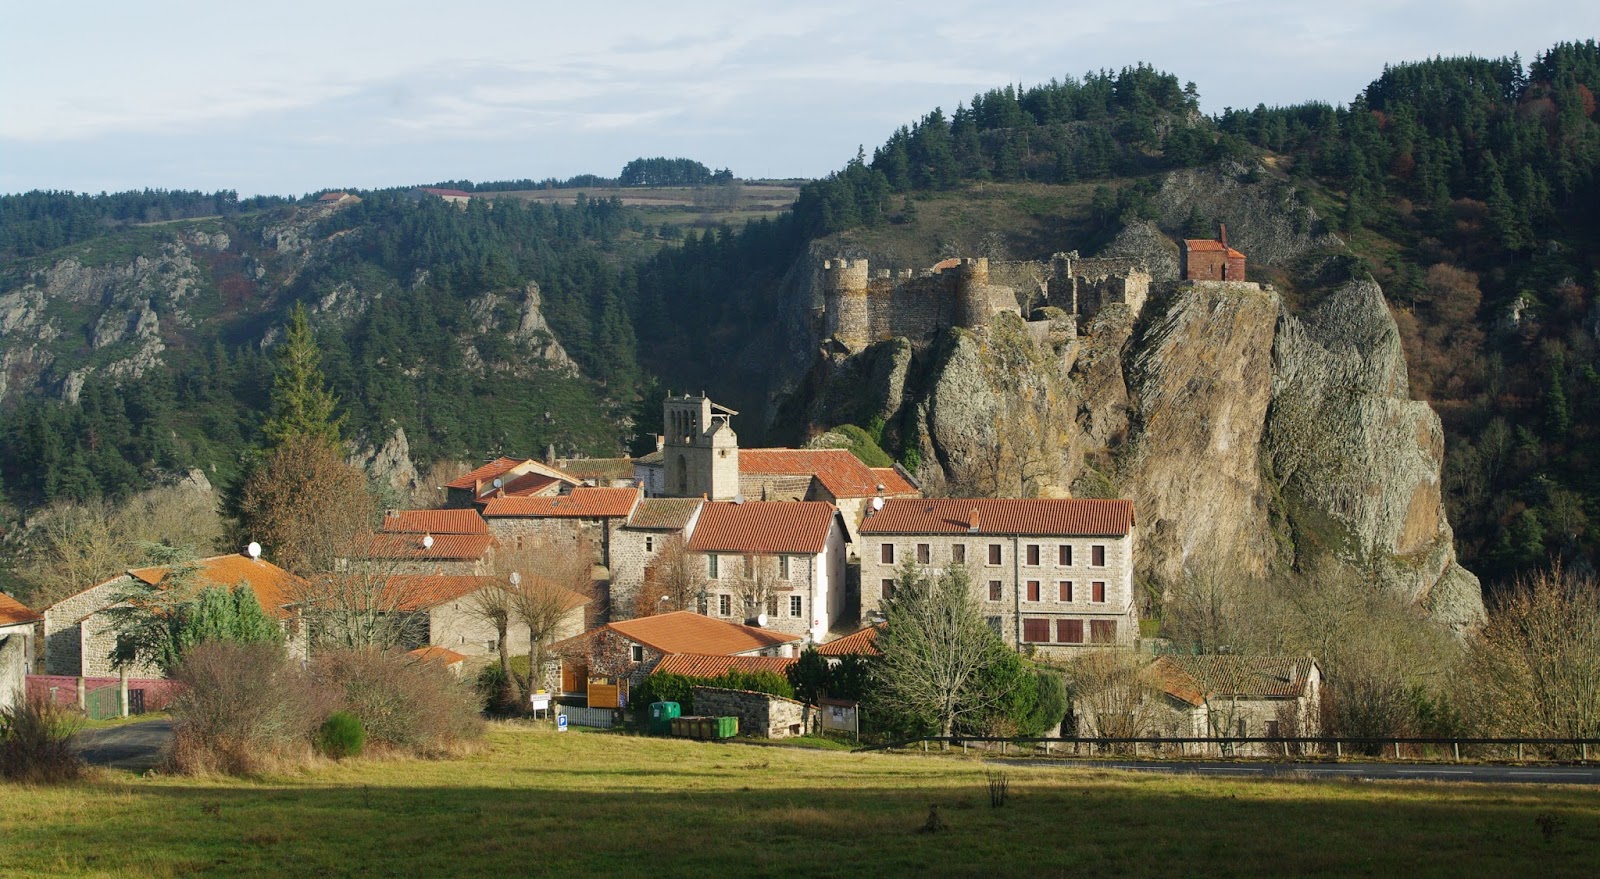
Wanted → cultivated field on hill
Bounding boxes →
[3,725,1598,877]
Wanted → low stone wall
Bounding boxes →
[691,686,809,739]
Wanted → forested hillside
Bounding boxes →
[3,42,1599,591]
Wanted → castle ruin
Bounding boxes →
[820,253,1150,354]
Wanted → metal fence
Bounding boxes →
[25,675,183,714]
[859,735,1600,763]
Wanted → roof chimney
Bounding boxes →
[1219,223,1228,251]
[968,509,981,533]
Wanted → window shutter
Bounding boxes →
[1059,544,1071,566]
[1060,581,1073,601]
[1026,580,1041,602]
[1058,619,1084,643]
[1092,545,1106,566]
[1092,581,1106,603]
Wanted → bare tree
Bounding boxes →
[874,562,1009,738]
[236,435,376,577]
[499,536,595,695]
[1063,650,1166,741]
[731,554,781,623]
[1465,565,1600,744]
[634,534,704,617]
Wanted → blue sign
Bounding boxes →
[557,714,568,732]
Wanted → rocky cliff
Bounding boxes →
[796,164,1483,627]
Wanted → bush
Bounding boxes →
[168,642,326,775]
[0,695,85,784]
[317,711,366,759]
[314,648,483,751]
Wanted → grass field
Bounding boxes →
[4,725,1599,877]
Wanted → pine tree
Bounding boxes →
[262,303,343,450]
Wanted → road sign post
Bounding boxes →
[557,713,568,733]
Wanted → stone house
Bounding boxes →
[1145,655,1322,752]
[608,497,705,620]
[555,456,639,488]
[633,437,666,496]
[551,610,800,706]
[1181,225,1247,282]
[686,500,850,644]
[380,507,487,538]
[692,686,810,739]
[443,456,581,508]
[738,448,921,551]
[43,553,308,678]
[858,498,1137,655]
[384,574,587,666]
[0,592,43,676]
[482,486,642,569]
[357,531,496,576]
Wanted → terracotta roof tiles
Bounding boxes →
[445,456,528,490]
[380,509,488,535]
[686,501,839,555]
[1151,655,1316,705]
[482,487,641,519]
[126,554,307,619]
[816,624,883,657]
[556,611,798,656]
[651,653,798,678]
[0,591,42,627]
[409,646,468,665]
[740,448,906,499]
[1182,239,1246,258]
[860,498,1133,537]
[362,532,495,561]
[868,467,919,496]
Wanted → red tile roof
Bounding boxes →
[382,574,588,612]
[686,501,839,554]
[1153,655,1316,705]
[362,532,495,561]
[409,646,468,665]
[1182,239,1246,258]
[868,467,919,496]
[482,487,641,519]
[317,192,347,202]
[741,449,906,499]
[651,653,798,678]
[816,624,883,657]
[127,554,307,619]
[380,509,487,535]
[446,457,529,490]
[497,471,561,498]
[860,498,1133,537]
[0,591,42,627]
[555,610,798,657]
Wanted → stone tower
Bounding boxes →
[662,394,740,500]
[822,258,871,352]
[951,257,992,329]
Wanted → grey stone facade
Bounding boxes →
[691,686,810,739]
[662,395,740,501]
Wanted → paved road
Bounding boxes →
[988,757,1600,785]
[72,719,172,771]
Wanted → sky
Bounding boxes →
[3,1,1597,196]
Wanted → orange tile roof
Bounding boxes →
[497,471,561,497]
[860,498,1133,537]
[0,591,42,626]
[380,509,487,535]
[868,467,919,496]
[651,652,798,678]
[381,574,588,612]
[127,554,307,619]
[816,624,883,657]
[741,448,899,499]
[445,456,528,490]
[686,501,839,554]
[482,487,641,519]
[1182,239,1246,258]
[362,532,495,561]
[558,611,799,656]
[409,646,468,665]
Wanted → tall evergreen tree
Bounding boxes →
[263,303,343,450]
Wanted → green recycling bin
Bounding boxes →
[648,701,681,735]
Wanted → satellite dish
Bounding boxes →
[246,541,262,559]
[492,477,504,489]
[508,572,521,587]
[871,496,885,512]
[422,534,435,550]
[756,613,768,627]
[732,494,745,505]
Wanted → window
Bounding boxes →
[988,580,1003,601]
[1059,580,1073,602]
[1092,544,1106,567]
[631,644,645,662]
[881,579,895,600]
[743,555,754,578]
[1265,720,1280,739]
[1022,618,1051,642]
[916,543,930,564]
[988,544,1002,565]
[708,554,719,578]
[881,543,895,564]
[952,543,966,564]
[516,535,526,550]
[645,536,655,553]
[1026,580,1041,602]
[1058,619,1084,643]
[779,555,791,579]
[986,616,1003,635]
[718,594,731,616]
[1092,581,1106,603]
[1026,545,1040,566]
[789,595,803,617]
[1059,544,1072,566]
[1090,619,1116,644]
[1237,718,1248,737]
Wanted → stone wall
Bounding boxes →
[698,551,818,637]
[606,527,687,620]
[691,686,809,738]
[0,630,27,711]
[43,579,124,676]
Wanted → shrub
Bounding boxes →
[317,711,366,759]
[314,648,483,751]
[0,695,85,784]
[168,641,326,775]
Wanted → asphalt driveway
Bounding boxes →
[71,718,172,772]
